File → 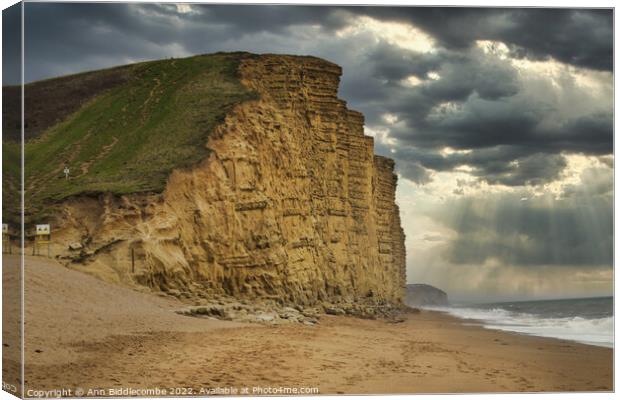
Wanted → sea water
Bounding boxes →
[426,296,613,348]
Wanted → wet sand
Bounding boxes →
[6,256,613,395]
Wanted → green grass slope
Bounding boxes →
[3,53,258,223]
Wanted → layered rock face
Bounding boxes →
[52,55,406,306]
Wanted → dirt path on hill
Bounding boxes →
[79,136,119,175]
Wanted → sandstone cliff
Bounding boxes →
[45,54,406,308]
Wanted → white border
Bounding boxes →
[0,2,615,400]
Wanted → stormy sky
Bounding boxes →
[5,3,614,302]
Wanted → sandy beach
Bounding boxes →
[4,255,613,395]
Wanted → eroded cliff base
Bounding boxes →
[176,294,412,325]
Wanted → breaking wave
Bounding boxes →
[427,304,613,348]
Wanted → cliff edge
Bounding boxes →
[13,54,407,311]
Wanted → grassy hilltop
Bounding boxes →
[2,53,257,223]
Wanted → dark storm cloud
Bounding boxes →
[479,153,568,187]
[353,7,613,71]
[388,110,613,185]
[354,8,612,187]
[393,97,612,153]
[2,3,21,85]
[195,4,349,33]
[390,145,569,186]
[369,45,451,83]
[376,44,612,184]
